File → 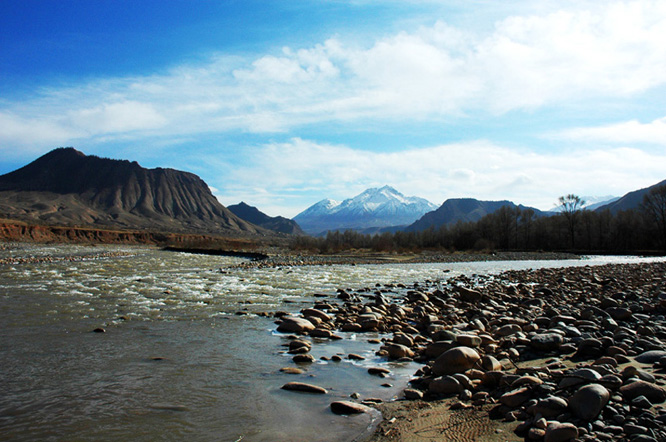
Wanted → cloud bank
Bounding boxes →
[215,138,666,217]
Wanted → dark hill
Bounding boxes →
[0,147,264,235]
[406,198,543,232]
[228,202,304,235]
[595,179,666,214]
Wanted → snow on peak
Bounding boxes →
[293,185,438,234]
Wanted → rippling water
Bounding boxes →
[1,244,664,441]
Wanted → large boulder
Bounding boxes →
[569,384,610,421]
[620,380,666,404]
[530,333,564,351]
[428,376,463,396]
[544,422,578,442]
[432,346,480,376]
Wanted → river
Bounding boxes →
[1,244,664,441]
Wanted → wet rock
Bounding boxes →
[288,339,311,354]
[280,367,305,374]
[368,367,391,376]
[292,354,315,364]
[569,383,610,421]
[277,316,315,334]
[310,328,334,338]
[330,401,372,415]
[384,343,414,360]
[432,346,480,376]
[281,382,327,394]
[301,308,331,322]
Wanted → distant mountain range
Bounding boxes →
[2,147,663,239]
[228,202,304,235]
[293,186,437,235]
[0,148,264,235]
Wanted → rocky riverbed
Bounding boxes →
[274,261,666,442]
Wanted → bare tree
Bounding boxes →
[641,184,666,250]
[558,194,585,248]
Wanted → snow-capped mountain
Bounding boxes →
[293,186,437,235]
[580,195,619,211]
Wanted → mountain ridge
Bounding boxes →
[406,198,545,232]
[595,179,666,214]
[228,202,304,235]
[0,148,265,235]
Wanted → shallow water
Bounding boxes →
[1,245,664,441]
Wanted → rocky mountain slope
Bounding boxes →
[0,148,264,235]
[293,186,437,235]
[228,202,304,235]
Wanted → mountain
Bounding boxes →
[0,147,264,235]
[406,198,544,232]
[228,202,304,235]
[293,186,437,235]
[595,179,666,214]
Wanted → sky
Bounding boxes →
[1,0,666,217]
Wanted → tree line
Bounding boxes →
[290,186,666,254]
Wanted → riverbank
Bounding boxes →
[273,260,666,442]
[232,250,582,269]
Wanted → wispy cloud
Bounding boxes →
[2,1,666,151]
[557,116,666,144]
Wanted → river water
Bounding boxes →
[1,244,664,442]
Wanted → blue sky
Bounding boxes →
[1,0,666,217]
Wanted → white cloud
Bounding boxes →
[214,138,666,217]
[2,1,666,149]
[557,116,666,144]
[69,101,167,134]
